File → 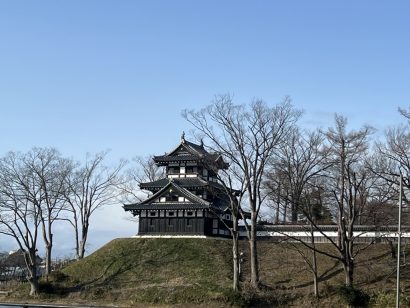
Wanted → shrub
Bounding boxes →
[48,271,69,283]
[39,281,55,294]
[336,285,370,307]
[371,292,395,307]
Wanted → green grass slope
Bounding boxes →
[4,238,410,307]
[57,238,235,306]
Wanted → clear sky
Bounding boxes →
[1,1,410,257]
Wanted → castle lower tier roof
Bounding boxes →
[124,203,210,211]
[140,177,226,191]
[124,179,231,213]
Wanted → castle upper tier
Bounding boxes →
[123,134,234,237]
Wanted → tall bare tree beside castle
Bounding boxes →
[183,94,301,288]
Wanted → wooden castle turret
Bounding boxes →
[123,134,234,237]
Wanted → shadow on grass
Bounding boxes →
[356,250,391,265]
[293,260,343,289]
[48,258,127,295]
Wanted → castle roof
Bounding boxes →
[124,179,230,213]
[140,177,225,191]
[153,137,228,169]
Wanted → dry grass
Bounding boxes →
[2,238,410,307]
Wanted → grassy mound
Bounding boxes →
[55,238,234,306]
[4,238,410,307]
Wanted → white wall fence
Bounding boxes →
[238,225,410,243]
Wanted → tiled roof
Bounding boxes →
[124,179,210,210]
[153,138,228,169]
[140,177,225,191]
[123,203,208,210]
[124,178,233,212]
[153,155,200,163]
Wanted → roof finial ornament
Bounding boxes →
[200,138,204,148]
[181,131,186,143]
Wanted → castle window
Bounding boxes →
[168,166,180,174]
[149,211,157,217]
[165,194,178,202]
[186,211,194,216]
[168,211,175,216]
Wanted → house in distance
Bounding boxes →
[124,133,236,237]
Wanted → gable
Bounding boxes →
[137,180,210,206]
[170,145,192,157]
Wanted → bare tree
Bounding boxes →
[204,158,246,291]
[324,114,374,286]
[265,128,331,223]
[183,94,301,288]
[375,124,410,195]
[264,129,331,297]
[275,115,375,289]
[23,148,73,278]
[120,155,164,203]
[64,152,125,259]
[0,152,42,295]
[398,107,410,121]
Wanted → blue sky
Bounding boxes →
[1,1,410,256]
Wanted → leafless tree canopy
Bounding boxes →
[63,152,126,259]
[183,94,302,287]
[120,155,164,203]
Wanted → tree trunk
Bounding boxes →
[313,268,319,298]
[79,222,89,259]
[291,200,298,222]
[232,231,239,291]
[79,239,86,259]
[310,223,319,298]
[343,259,354,287]
[275,182,281,224]
[45,228,53,277]
[26,251,39,296]
[249,213,259,288]
[73,218,80,260]
[45,242,52,278]
[231,212,240,291]
[29,276,39,296]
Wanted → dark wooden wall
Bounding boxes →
[139,217,211,235]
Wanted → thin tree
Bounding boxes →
[64,152,125,259]
[204,157,246,291]
[24,148,72,278]
[183,94,301,288]
[324,114,374,286]
[264,128,331,297]
[276,115,375,288]
[0,152,42,295]
[265,128,331,223]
